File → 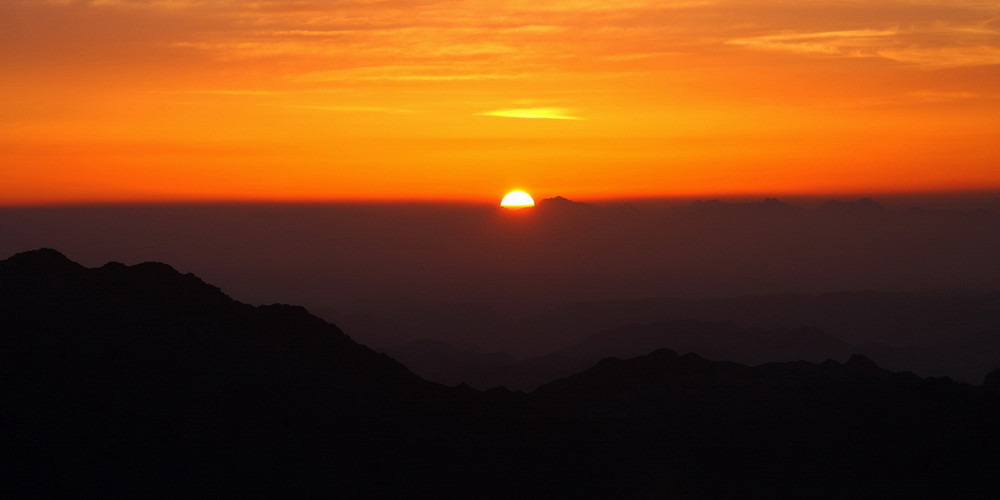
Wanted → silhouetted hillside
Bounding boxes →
[5,249,1000,497]
[533,350,1000,496]
[377,291,1000,389]
[517,292,1000,348]
[457,320,852,391]
[0,249,533,497]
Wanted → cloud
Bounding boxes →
[7,0,999,111]
[727,22,1000,69]
[907,90,980,102]
[727,29,898,56]
[163,89,277,95]
[880,44,1000,69]
[24,0,996,79]
[293,67,529,83]
[290,105,414,114]
[478,108,583,120]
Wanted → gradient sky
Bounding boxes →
[2,0,998,204]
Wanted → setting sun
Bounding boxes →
[500,191,535,209]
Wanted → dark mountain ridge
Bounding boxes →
[533,350,1000,496]
[0,249,524,496]
[369,290,1000,390]
[5,249,1000,497]
[454,319,853,391]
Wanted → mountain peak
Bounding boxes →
[0,248,85,275]
[544,195,574,203]
[845,353,879,370]
[538,196,590,208]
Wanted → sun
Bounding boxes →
[500,190,535,209]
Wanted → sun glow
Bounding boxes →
[500,191,535,209]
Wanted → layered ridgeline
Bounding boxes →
[0,249,534,497]
[4,249,1000,497]
[375,292,1000,391]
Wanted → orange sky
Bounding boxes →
[2,0,999,205]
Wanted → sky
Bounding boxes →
[2,0,999,205]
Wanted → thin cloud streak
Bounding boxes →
[728,23,1000,69]
[479,108,583,120]
[291,105,414,114]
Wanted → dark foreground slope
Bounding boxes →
[535,350,1000,497]
[4,249,1000,498]
[0,249,537,497]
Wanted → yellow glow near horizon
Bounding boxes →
[500,191,535,209]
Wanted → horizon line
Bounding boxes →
[4,188,1000,209]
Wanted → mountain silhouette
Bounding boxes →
[501,292,1000,371]
[5,248,1000,497]
[0,249,511,496]
[538,195,589,209]
[455,319,852,391]
[533,349,1000,496]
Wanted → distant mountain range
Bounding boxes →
[4,248,1000,497]
[440,320,855,391]
[365,290,1000,390]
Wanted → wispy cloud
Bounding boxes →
[728,23,1000,69]
[290,105,414,114]
[907,90,980,102]
[160,89,277,96]
[293,68,529,83]
[880,45,1000,69]
[479,108,583,120]
[728,29,898,56]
